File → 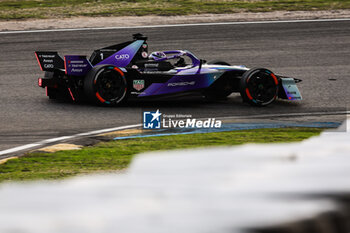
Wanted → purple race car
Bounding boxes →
[35,33,302,106]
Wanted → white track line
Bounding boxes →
[0,124,141,157]
[1,18,349,34]
[0,144,42,156]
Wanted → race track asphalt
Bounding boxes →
[0,20,349,152]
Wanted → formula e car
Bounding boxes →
[35,33,302,106]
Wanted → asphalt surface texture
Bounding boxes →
[0,20,349,153]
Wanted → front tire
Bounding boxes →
[239,68,279,106]
[84,65,127,106]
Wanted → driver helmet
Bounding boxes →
[149,51,166,60]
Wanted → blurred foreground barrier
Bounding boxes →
[0,119,349,233]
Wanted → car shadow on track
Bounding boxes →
[44,93,307,118]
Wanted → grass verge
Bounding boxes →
[0,0,350,20]
[0,127,322,183]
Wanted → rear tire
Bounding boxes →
[239,68,279,106]
[84,65,127,106]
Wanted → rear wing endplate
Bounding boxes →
[35,51,64,71]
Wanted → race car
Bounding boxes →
[35,33,302,106]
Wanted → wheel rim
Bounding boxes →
[94,67,126,104]
[246,70,278,104]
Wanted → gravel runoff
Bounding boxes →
[0,10,350,31]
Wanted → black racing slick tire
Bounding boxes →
[84,65,128,106]
[240,68,279,106]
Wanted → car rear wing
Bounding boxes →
[35,51,64,71]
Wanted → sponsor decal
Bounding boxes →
[67,60,89,72]
[131,91,145,95]
[143,110,222,129]
[44,64,54,69]
[141,71,164,74]
[69,64,88,68]
[64,55,92,76]
[40,54,55,58]
[115,54,130,60]
[142,44,148,49]
[167,81,195,87]
[145,63,159,68]
[70,60,84,64]
[133,80,145,91]
[143,110,162,129]
[142,52,148,58]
